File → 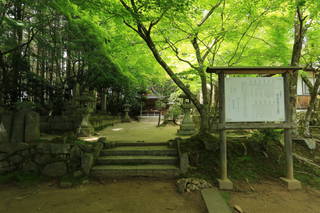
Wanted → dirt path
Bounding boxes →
[98,121,182,143]
[0,179,206,213]
[229,180,320,213]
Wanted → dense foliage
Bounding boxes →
[0,0,320,125]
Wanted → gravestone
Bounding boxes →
[0,122,9,143]
[0,112,13,140]
[10,111,26,143]
[25,111,40,142]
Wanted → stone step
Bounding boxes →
[91,164,180,177]
[101,146,177,156]
[114,142,169,146]
[96,155,178,165]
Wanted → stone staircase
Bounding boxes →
[91,142,180,178]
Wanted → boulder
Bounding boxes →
[24,111,40,142]
[0,161,11,174]
[70,145,82,160]
[42,162,67,177]
[0,143,29,155]
[34,153,53,165]
[59,180,73,188]
[9,154,24,164]
[0,153,7,161]
[36,143,51,154]
[73,170,84,178]
[92,142,103,158]
[176,178,213,193]
[22,160,39,173]
[49,144,71,154]
[81,153,94,175]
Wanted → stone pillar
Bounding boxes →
[177,101,196,136]
[101,92,107,112]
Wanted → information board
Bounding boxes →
[225,77,285,122]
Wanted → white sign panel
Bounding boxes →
[225,77,285,122]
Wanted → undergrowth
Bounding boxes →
[0,171,46,187]
[180,129,320,189]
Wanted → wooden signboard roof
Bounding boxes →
[206,66,301,74]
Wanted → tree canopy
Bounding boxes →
[0,0,320,128]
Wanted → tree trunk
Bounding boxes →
[290,6,307,135]
[303,76,320,137]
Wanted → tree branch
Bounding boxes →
[2,29,37,56]
[197,0,223,27]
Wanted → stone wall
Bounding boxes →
[40,115,120,133]
[0,139,104,177]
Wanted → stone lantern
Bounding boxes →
[177,94,196,136]
[122,103,131,122]
[76,91,95,137]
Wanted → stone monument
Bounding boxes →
[177,95,196,136]
[0,122,9,143]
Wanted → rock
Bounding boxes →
[70,145,82,160]
[9,154,24,164]
[97,137,107,143]
[233,205,244,213]
[50,144,71,154]
[34,154,53,165]
[42,162,67,177]
[81,179,89,185]
[22,160,39,173]
[0,122,9,143]
[59,180,73,188]
[73,170,83,178]
[303,138,317,150]
[11,111,26,143]
[77,142,94,153]
[0,161,11,173]
[36,143,51,154]
[92,142,103,158]
[0,143,29,154]
[176,179,188,193]
[0,153,7,161]
[81,153,94,175]
[176,178,213,193]
[24,111,40,142]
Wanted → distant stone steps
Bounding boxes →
[96,155,178,165]
[91,142,180,178]
[100,146,178,156]
[115,142,169,146]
